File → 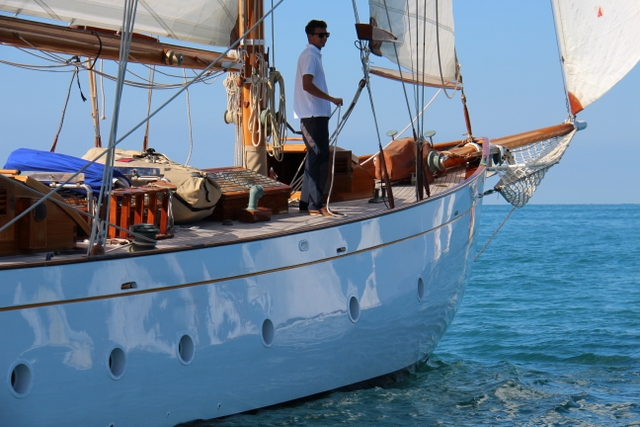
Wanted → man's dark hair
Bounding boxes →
[305,20,327,35]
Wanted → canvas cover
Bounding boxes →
[3,148,129,193]
[374,137,417,182]
[83,147,221,224]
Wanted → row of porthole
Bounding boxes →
[8,276,426,398]
[7,333,196,398]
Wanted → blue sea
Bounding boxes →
[193,205,640,427]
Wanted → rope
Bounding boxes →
[248,52,267,147]
[263,68,288,161]
[143,66,155,151]
[182,68,194,165]
[474,206,516,261]
[49,68,77,152]
[224,71,243,166]
[325,106,343,216]
[99,60,106,120]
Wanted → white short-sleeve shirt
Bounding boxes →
[293,44,331,119]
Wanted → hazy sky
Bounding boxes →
[0,1,638,204]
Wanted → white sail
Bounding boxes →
[369,0,456,85]
[552,0,640,114]
[0,0,238,47]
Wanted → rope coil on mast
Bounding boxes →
[248,52,267,147]
[262,67,287,161]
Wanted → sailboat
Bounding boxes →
[0,1,637,426]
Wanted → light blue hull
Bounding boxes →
[0,172,484,426]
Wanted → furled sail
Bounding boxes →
[369,0,456,86]
[552,0,640,115]
[0,0,238,47]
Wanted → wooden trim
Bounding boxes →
[490,123,575,149]
[0,201,476,312]
[370,66,460,89]
[10,176,92,236]
[0,15,239,71]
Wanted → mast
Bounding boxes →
[87,60,102,148]
[239,0,268,176]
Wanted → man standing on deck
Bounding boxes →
[293,19,343,217]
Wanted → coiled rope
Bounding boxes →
[263,68,288,161]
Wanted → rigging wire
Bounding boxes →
[351,0,360,23]
[89,0,138,254]
[15,33,69,64]
[419,1,428,135]
[270,0,276,68]
[549,0,573,120]
[474,206,517,261]
[361,55,395,209]
[382,0,418,139]
[434,0,461,99]
[0,0,289,241]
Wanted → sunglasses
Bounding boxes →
[313,32,330,39]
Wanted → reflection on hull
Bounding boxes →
[0,172,484,427]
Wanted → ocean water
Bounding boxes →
[193,205,640,427]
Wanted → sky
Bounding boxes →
[0,0,638,204]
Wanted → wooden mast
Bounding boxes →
[87,60,102,148]
[239,0,268,176]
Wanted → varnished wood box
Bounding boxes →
[203,167,291,221]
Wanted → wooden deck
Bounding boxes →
[0,169,467,267]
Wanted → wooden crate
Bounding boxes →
[108,181,176,239]
[203,167,291,221]
[267,144,375,202]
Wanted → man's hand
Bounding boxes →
[332,97,344,106]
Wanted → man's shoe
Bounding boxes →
[299,200,308,212]
[309,207,337,217]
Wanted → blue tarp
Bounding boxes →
[4,148,129,193]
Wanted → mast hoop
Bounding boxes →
[241,39,266,46]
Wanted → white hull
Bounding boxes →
[1,169,484,426]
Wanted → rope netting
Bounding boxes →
[490,128,576,208]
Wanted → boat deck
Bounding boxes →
[0,170,467,267]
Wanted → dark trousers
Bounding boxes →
[300,117,330,210]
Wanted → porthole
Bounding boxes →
[261,318,274,347]
[178,334,195,365]
[348,295,360,323]
[9,361,33,397]
[417,276,425,301]
[33,203,47,222]
[107,347,126,380]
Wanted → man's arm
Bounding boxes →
[302,74,343,106]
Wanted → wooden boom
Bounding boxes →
[0,15,241,71]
